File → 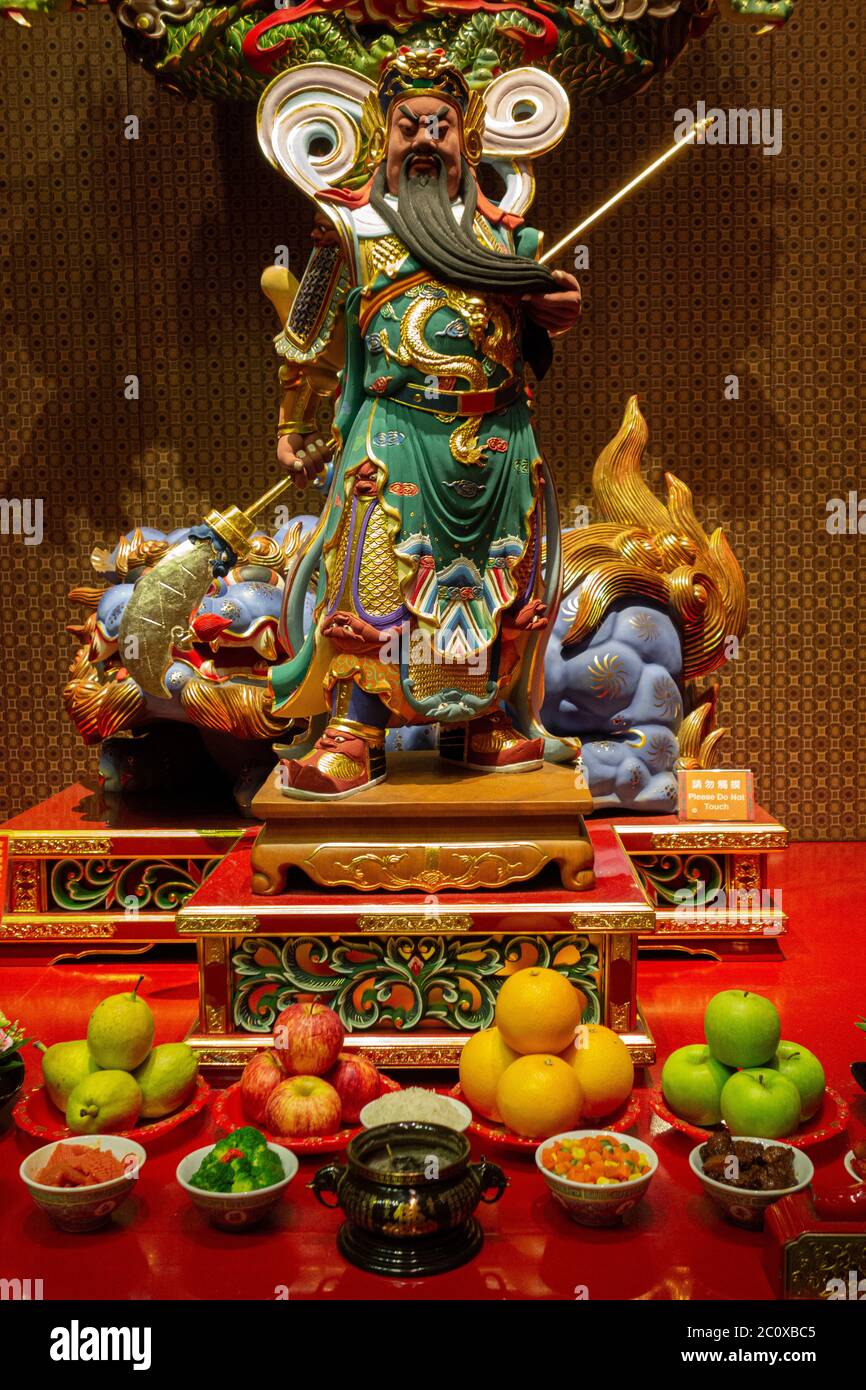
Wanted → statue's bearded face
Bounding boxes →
[385,95,463,200]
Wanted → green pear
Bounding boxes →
[66,1070,142,1134]
[132,1043,198,1118]
[37,1040,101,1112]
[87,975,154,1070]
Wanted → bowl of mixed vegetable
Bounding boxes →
[535,1131,658,1227]
[176,1126,298,1230]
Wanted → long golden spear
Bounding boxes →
[539,116,714,266]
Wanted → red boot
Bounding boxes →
[439,709,544,773]
[279,720,386,801]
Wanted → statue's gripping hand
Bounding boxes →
[522,269,582,335]
[277,433,330,486]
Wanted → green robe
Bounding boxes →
[271,221,547,725]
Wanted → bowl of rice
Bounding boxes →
[360,1087,472,1132]
[19,1135,146,1232]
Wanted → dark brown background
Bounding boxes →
[1,3,863,837]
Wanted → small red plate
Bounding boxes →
[14,1076,211,1144]
[448,1083,642,1154]
[212,1074,401,1157]
[649,1082,849,1151]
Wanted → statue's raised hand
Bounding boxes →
[523,269,582,335]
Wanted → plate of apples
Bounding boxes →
[213,1002,399,1156]
[653,989,850,1151]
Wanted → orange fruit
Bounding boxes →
[494,967,582,1055]
[559,1023,634,1119]
[459,1027,519,1122]
[495,1054,584,1139]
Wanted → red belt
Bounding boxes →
[382,376,524,418]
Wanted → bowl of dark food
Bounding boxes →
[689,1127,813,1229]
[844,1139,866,1184]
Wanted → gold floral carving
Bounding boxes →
[649,831,788,851]
[351,1044,463,1067]
[190,1037,657,1066]
[653,915,783,935]
[609,1003,630,1031]
[11,862,40,912]
[610,935,633,961]
[357,913,473,933]
[205,1004,227,1032]
[10,837,113,855]
[730,854,762,891]
[176,914,261,935]
[784,1235,866,1298]
[305,843,548,892]
[189,1045,256,1066]
[203,938,229,965]
[0,921,116,939]
[568,912,649,933]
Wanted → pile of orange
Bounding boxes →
[459,968,634,1140]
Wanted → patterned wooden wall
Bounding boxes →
[1,3,863,837]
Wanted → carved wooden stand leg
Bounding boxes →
[250,821,596,895]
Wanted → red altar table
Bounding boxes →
[0,842,862,1301]
[0,786,787,956]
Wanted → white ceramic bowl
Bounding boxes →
[176,1142,298,1230]
[689,1136,813,1229]
[535,1131,658,1227]
[20,1135,146,1232]
[359,1091,472,1133]
[844,1150,865,1184]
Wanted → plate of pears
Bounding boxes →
[16,976,209,1142]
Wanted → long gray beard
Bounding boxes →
[369,155,558,297]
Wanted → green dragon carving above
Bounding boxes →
[1,0,797,103]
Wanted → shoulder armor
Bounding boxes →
[275,243,351,364]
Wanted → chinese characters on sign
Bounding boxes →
[678,769,755,822]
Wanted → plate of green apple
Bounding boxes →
[652,989,850,1151]
[14,975,210,1144]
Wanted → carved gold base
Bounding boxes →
[187,1004,656,1072]
[250,752,595,895]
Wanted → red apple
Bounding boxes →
[324,1052,382,1124]
[265,1075,342,1138]
[273,1002,343,1077]
[240,1049,285,1125]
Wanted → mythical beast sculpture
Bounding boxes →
[542,395,746,811]
[64,396,745,814]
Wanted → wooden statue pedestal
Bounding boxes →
[249,752,595,896]
[176,820,654,1070]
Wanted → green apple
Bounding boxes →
[770,1041,825,1121]
[87,975,154,1071]
[37,1039,100,1111]
[703,989,781,1068]
[720,1067,802,1139]
[133,1043,198,1118]
[66,1070,142,1134]
[661,1044,735,1125]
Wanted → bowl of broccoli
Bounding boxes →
[176,1126,298,1229]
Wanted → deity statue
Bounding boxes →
[268,47,581,800]
[62,51,747,821]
